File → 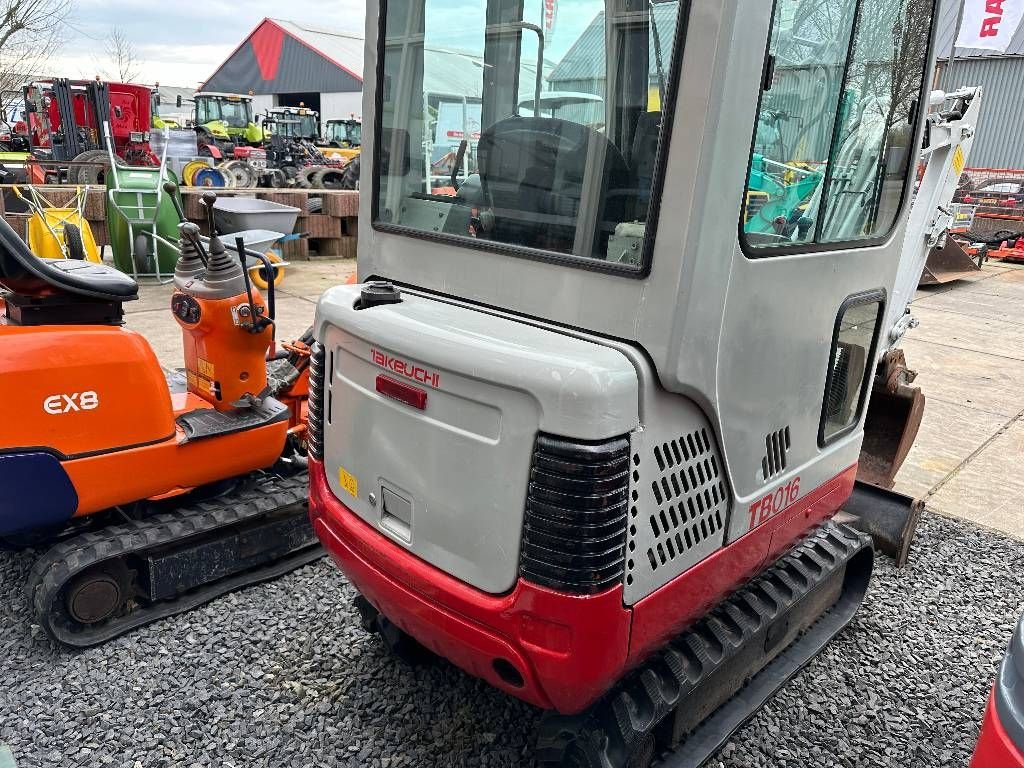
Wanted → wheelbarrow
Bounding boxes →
[104,123,182,282]
[13,185,101,263]
[210,229,293,290]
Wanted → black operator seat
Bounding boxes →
[476,116,630,253]
[0,217,137,302]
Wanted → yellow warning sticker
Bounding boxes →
[339,466,359,498]
[198,358,215,379]
[952,146,966,177]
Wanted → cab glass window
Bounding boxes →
[743,0,935,251]
[374,0,686,271]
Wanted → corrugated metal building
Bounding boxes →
[547,3,679,124]
[202,18,365,122]
[202,18,529,126]
[935,0,1024,169]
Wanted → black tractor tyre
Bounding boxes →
[296,165,320,189]
[280,165,299,187]
[63,223,87,260]
[265,168,287,189]
[306,197,323,214]
[72,150,112,185]
[313,167,346,190]
[340,155,361,190]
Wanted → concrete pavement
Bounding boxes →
[895,262,1024,538]
[123,259,356,369]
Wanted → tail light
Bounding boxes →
[307,342,326,460]
[519,433,631,595]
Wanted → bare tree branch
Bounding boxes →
[100,26,141,83]
[0,0,74,100]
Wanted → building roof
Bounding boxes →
[937,0,1024,59]
[203,17,542,99]
[202,18,363,95]
[270,19,366,78]
[152,85,195,117]
[548,3,680,83]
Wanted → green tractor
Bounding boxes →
[149,86,179,130]
[179,92,262,157]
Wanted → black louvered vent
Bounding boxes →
[519,433,630,594]
[307,342,326,460]
[761,426,791,480]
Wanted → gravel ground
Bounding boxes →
[1,512,1022,768]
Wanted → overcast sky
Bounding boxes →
[52,0,368,87]
[51,0,610,88]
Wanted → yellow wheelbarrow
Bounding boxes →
[13,185,101,263]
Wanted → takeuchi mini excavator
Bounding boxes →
[0,192,318,647]
[308,0,941,764]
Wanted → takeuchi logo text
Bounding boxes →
[371,349,440,388]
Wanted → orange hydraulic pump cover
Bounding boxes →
[0,325,176,457]
[174,290,273,411]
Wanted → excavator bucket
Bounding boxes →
[852,355,926,566]
[920,238,984,285]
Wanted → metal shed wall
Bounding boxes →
[937,56,1024,170]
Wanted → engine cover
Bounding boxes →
[314,285,640,594]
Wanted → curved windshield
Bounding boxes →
[197,97,252,128]
[327,121,361,145]
[218,100,251,128]
[375,0,685,270]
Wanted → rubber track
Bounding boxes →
[535,522,873,768]
[26,472,322,648]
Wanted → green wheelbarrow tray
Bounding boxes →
[106,163,183,277]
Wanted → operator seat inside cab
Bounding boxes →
[0,217,137,326]
[476,116,631,254]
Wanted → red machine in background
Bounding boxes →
[23,78,158,183]
[972,613,1024,767]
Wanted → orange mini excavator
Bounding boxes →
[0,191,318,647]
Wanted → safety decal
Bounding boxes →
[338,466,359,498]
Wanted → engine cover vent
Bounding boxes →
[307,342,326,460]
[625,423,730,604]
[519,433,630,595]
[643,429,726,572]
[761,426,791,481]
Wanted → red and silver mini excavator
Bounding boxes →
[307,0,942,764]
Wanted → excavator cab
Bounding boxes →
[310,1,940,765]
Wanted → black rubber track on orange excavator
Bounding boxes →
[535,522,874,768]
[26,472,322,648]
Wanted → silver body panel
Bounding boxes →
[315,287,638,593]
[320,0,940,601]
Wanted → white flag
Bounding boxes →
[956,0,1024,52]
